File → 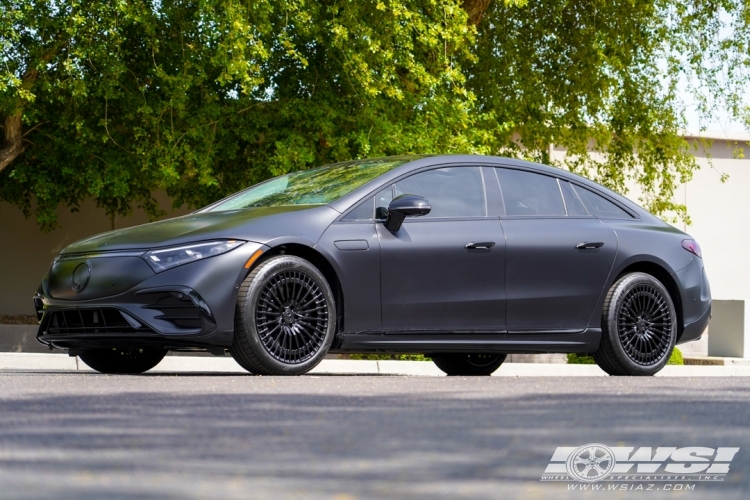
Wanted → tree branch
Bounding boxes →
[0,36,68,172]
[0,113,24,172]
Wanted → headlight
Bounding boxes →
[142,240,244,273]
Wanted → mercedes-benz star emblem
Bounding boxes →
[71,263,91,292]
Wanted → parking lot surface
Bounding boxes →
[0,372,747,499]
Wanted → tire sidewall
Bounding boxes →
[239,256,336,374]
[432,353,506,376]
[605,273,677,376]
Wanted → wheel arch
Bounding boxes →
[612,261,685,341]
[248,242,345,338]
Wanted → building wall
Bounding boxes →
[676,138,750,301]
[1,136,748,314]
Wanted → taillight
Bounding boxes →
[681,239,702,258]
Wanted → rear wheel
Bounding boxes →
[593,272,677,376]
[230,255,336,375]
[431,353,506,376]
[79,348,167,374]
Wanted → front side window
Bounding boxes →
[207,158,408,211]
[393,167,486,218]
[495,168,566,216]
[342,186,393,221]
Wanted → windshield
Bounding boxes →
[207,158,411,211]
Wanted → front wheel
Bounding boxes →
[431,353,507,376]
[230,255,336,375]
[79,347,167,374]
[593,272,677,376]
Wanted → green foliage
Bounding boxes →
[566,353,597,365]
[2,1,749,229]
[567,347,684,366]
[667,346,684,366]
[347,353,431,361]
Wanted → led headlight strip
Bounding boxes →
[142,240,245,273]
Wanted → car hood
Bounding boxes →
[61,205,339,254]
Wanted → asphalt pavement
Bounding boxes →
[0,371,748,499]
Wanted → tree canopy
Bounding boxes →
[1,0,749,229]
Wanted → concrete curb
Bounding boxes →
[683,356,750,366]
[2,353,750,376]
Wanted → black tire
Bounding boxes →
[79,347,167,374]
[431,353,507,376]
[230,255,336,375]
[593,272,677,376]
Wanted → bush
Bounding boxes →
[566,353,597,364]
[667,347,684,365]
[567,347,684,366]
[345,354,431,361]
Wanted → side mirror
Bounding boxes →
[384,195,431,232]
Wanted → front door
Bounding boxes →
[378,166,506,333]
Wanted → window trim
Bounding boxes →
[335,161,639,222]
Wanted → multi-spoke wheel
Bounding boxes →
[431,353,506,376]
[230,255,336,375]
[79,347,167,374]
[594,272,677,376]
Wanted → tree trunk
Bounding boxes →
[463,0,492,26]
[0,113,24,172]
[0,39,64,173]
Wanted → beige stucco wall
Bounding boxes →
[675,139,750,301]
[0,194,189,314]
[1,135,748,315]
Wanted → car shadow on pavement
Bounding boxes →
[0,376,747,499]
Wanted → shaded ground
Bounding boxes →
[0,373,747,499]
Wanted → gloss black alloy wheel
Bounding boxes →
[617,284,673,365]
[231,255,336,375]
[79,347,167,374]
[431,353,507,376]
[256,269,329,364]
[594,272,677,376]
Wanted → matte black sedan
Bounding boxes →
[35,155,711,376]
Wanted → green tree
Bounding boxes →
[1,0,748,230]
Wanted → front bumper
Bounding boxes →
[36,242,265,350]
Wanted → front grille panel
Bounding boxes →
[43,308,150,335]
[142,292,203,329]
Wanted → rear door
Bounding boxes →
[495,168,618,333]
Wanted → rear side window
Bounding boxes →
[394,167,486,218]
[495,168,566,216]
[560,181,589,216]
[572,185,633,219]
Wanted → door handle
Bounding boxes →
[576,242,604,249]
[466,242,495,249]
